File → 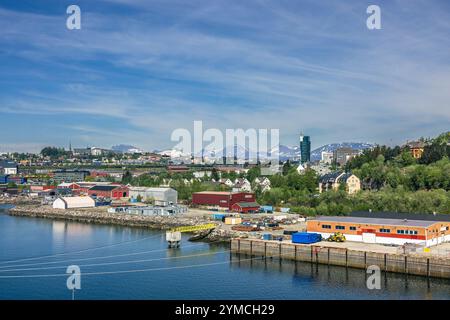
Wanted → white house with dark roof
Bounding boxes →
[232,178,251,192]
[319,171,361,194]
[0,160,18,175]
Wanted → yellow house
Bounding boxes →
[319,172,361,194]
[406,141,425,159]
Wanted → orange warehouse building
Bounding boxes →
[307,216,450,247]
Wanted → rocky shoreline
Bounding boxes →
[2,202,240,242]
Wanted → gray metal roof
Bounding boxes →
[349,211,450,222]
[311,216,439,227]
[0,160,17,168]
[319,171,343,183]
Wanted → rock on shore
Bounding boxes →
[8,205,211,230]
[5,204,246,242]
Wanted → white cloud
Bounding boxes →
[0,1,449,151]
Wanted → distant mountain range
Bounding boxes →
[310,142,374,161]
[111,144,144,154]
[155,142,374,161]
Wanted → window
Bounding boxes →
[322,224,331,229]
[397,230,404,234]
[336,225,345,230]
[414,231,418,235]
[379,228,391,233]
[350,226,356,231]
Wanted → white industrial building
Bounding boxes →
[0,160,18,175]
[53,196,96,209]
[129,187,178,206]
[108,205,187,216]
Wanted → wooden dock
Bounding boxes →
[231,239,450,279]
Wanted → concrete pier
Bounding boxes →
[231,239,450,279]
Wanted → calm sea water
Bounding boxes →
[0,206,449,300]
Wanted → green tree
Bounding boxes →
[211,168,220,181]
[122,170,133,184]
[246,166,261,182]
[41,147,67,159]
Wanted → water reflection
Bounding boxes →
[230,253,450,300]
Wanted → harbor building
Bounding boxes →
[129,187,178,206]
[87,185,129,199]
[405,140,426,159]
[231,202,260,213]
[53,170,90,183]
[192,191,256,210]
[53,196,96,209]
[307,215,450,247]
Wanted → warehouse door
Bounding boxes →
[362,232,376,243]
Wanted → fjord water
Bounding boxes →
[0,206,449,300]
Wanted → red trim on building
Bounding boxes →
[231,202,260,213]
[192,192,256,210]
[356,231,426,240]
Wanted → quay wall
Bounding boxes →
[231,239,450,279]
[4,205,239,242]
[7,205,209,230]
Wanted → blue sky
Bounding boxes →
[0,0,449,153]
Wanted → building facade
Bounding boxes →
[53,196,96,209]
[333,148,361,166]
[0,160,18,175]
[129,187,178,205]
[53,170,90,183]
[192,191,256,209]
[321,151,334,164]
[307,216,450,247]
[87,185,129,199]
[231,202,260,213]
[319,172,361,194]
[299,134,311,164]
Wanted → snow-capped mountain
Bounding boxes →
[111,144,144,154]
[156,142,374,162]
[157,148,190,158]
[310,142,374,161]
[277,145,300,161]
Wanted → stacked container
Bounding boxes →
[292,232,322,244]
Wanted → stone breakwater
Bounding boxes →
[6,205,241,242]
[0,197,41,206]
[8,205,210,230]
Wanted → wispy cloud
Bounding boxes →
[0,0,449,151]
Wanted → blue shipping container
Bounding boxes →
[212,214,225,220]
[292,232,322,244]
[260,205,273,213]
[262,233,272,240]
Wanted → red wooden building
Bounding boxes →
[30,185,56,192]
[87,185,129,199]
[231,202,260,213]
[192,191,256,210]
[167,165,190,174]
[89,171,110,178]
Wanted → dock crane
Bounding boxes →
[166,223,216,248]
